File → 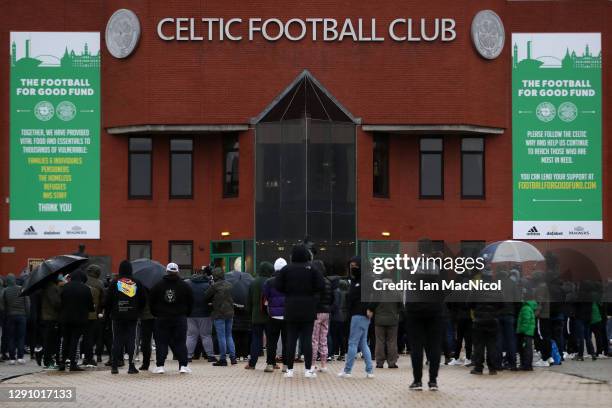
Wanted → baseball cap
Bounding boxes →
[166,262,180,273]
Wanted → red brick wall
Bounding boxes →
[0,0,610,274]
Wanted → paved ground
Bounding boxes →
[1,355,611,408]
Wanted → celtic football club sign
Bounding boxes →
[512,33,602,239]
[9,32,100,239]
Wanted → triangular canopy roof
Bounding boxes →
[251,70,360,124]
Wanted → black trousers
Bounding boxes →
[266,318,287,366]
[111,320,137,366]
[139,319,155,367]
[405,315,443,383]
[536,318,551,360]
[155,317,188,367]
[454,318,473,360]
[472,322,498,371]
[517,334,533,369]
[41,320,60,366]
[330,320,348,357]
[82,319,102,361]
[61,323,86,366]
[285,321,314,370]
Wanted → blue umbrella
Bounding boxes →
[480,240,545,264]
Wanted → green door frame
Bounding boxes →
[210,240,244,273]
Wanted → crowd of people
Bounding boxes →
[0,241,611,392]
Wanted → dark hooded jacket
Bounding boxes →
[1,274,29,316]
[59,271,94,324]
[86,264,104,320]
[41,280,61,321]
[468,276,504,327]
[204,268,234,320]
[186,273,212,318]
[275,245,325,322]
[149,272,194,319]
[347,256,375,317]
[106,260,146,321]
[497,270,521,316]
[313,260,337,314]
[247,262,274,324]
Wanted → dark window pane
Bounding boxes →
[462,138,484,152]
[130,153,151,197]
[170,241,193,276]
[462,154,484,197]
[373,134,389,197]
[420,153,442,197]
[171,153,192,197]
[129,138,152,151]
[460,240,485,258]
[128,242,151,261]
[420,138,443,151]
[211,241,242,254]
[170,139,193,151]
[223,135,239,197]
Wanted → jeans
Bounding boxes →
[497,315,517,367]
[155,317,188,367]
[6,315,27,360]
[248,323,266,367]
[213,319,236,362]
[344,315,373,374]
[573,318,594,357]
[406,314,443,383]
[186,317,214,358]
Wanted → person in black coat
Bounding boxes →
[105,260,146,374]
[275,244,325,378]
[58,271,94,371]
[149,263,194,373]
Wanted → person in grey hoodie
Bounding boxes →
[185,269,215,362]
[1,274,30,364]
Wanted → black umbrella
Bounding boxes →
[225,270,254,307]
[20,255,87,296]
[131,258,166,289]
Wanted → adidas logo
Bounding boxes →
[24,225,37,235]
[526,226,540,236]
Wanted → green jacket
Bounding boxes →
[517,300,537,336]
[203,268,234,320]
[374,302,402,326]
[246,262,273,325]
[591,302,602,325]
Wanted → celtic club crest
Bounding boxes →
[105,9,141,58]
[558,102,578,123]
[471,10,505,60]
[56,101,76,122]
[34,101,54,121]
[536,102,556,123]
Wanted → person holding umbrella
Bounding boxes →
[106,260,146,374]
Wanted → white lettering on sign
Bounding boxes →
[156,17,457,43]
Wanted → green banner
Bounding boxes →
[9,32,100,239]
[512,33,602,239]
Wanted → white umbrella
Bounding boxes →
[480,240,545,263]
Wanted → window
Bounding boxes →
[373,134,389,197]
[223,134,239,197]
[460,240,486,258]
[127,241,152,261]
[170,138,193,198]
[169,241,193,276]
[461,138,485,199]
[419,137,443,198]
[128,138,152,198]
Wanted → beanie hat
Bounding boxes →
[118,260,133,277]
[274,258,287,272]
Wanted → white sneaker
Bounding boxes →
[17,359,26,365]
[447,358,459,366]
[153,366,165,374]
[463,359,471,366]
[533,359,550,367]
[281,365,288,373]
[283,369,294,378]
[337,371,352,378]
[304,369,317,378]
[598,353,608,359]
[563,352,570,360]
[317,366,328,373]
[179,366,192,374]
[366,372,375,379]
[546,357,554,364]
[8,360,16,365]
